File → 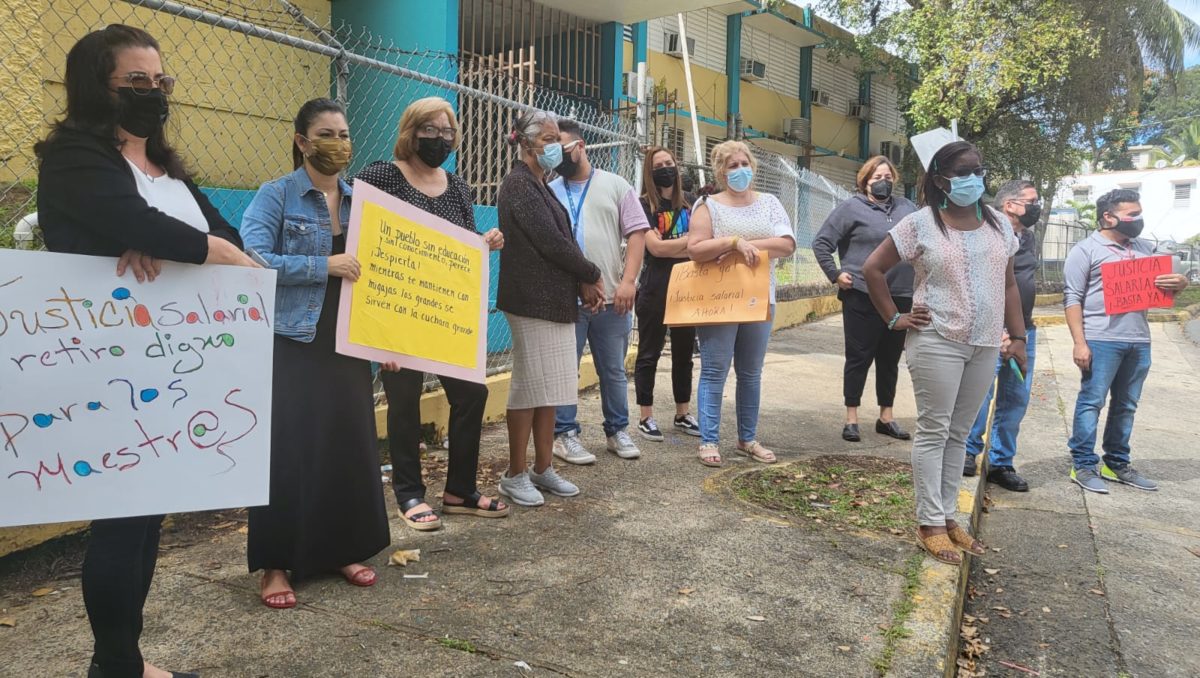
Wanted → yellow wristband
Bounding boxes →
[730,236,740,250]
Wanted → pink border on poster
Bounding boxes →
[336,179,489,384]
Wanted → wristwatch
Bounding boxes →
[1009,335,1027,343]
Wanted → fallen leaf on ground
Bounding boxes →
[984,568,1000,575]
[236,526,249,535]
[746,615,766,622]
[389,549,422,567]
[31,588,54,597]
[677,588,695,596]
[1088,588,1105,596]
[1042,606,1051,613]
[1057,544,1068,549]
[836,645,851,652]
[209,521,237,530]
[0,617,14,627]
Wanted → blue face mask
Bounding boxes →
[727,166,754,192]
[537,142,563,172]
[944,174,985,207]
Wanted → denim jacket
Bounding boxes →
[240,167,353,342]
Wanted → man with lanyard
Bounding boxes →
[963,180,1041,492]
[1063,188,1188,493]
[548,118,650,464]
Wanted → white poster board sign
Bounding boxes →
[0,250,276,527]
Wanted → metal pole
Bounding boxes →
[276,0,347,103]
[676,13,706,185]
[118,0,641,144]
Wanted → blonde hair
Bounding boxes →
[856,155,898,195]
[393,97,460,161]
[709,140,757,190]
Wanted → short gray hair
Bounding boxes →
[507,109,556,148]
[993,179,1036,206]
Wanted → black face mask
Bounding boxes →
[416,137,452,168]
[1106,215,1145,239]
[869,179,892,199]
[556,154,581,180]
[1017,203,1042,228]
[116,87,168,138]
[652,166,678,188]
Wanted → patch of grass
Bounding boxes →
[0,182,39,250]
[733,455,915,534]
[437,636,477,653]
[872,553,924,676]
[1174,286,1200,309]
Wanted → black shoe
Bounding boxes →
[842,424,861,442]
[89,664,198,678]
[875,419,911,440]
[963,456,978,477]
[637,417,664,442]
[987,466,1029,492]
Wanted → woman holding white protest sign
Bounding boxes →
[687,141,796,468]
[354,96,508,531]
[241,98,389,610]
[35,24,257,678]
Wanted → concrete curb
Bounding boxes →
[1032,310,1190,327]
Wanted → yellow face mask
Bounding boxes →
[303,136,352,176]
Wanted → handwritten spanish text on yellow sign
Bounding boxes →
[338,181,486,381]
[664,256,770,326]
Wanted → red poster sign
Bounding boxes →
[1100,254,1175,315]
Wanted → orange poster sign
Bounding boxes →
[664,256,770,326]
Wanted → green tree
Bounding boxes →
[1066,199,1098,230]
[1152,120,1200,165]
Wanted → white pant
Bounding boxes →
[906,330,999,526]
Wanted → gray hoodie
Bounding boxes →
[813,194,916,297]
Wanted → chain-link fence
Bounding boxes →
[1,0,854,397]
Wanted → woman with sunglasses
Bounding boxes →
[633,146,700,442]
[241,98,390,608]
[354,97,508,531]
[35,25,257,678]
[863,141,1027,566]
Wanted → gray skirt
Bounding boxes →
[505,313,578,409]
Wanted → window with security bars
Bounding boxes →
[1072,187,1090,203]
[1174,182,1192,209]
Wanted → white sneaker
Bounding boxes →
[606,430,641,459]
[553,431,596,465]
[498,470,545,507]
[529,465,580,497]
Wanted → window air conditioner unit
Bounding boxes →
[811,88,831,108]
[880,140,902,165]
[665,33,695,58]
[622,72,653,99]
[739,58,766,82]
[783,117,811,144]
[849,99,873,121]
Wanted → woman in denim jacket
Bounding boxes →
[240,98,389,609]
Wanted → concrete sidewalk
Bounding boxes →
[964,322,1200,677]
[0,315,955,678]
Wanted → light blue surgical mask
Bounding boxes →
[944,174,985,207]
[537,142,563,172]
[726,166,754,192]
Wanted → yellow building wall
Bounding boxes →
[811,105,860,157]
[646,51,727,124]
[738,81,799,138]
[3,0,331,188]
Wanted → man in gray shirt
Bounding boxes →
[963,180,1041,492]
[1064,188,1188,493]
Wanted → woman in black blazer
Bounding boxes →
[35,25,255,678]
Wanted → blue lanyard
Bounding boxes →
[564,170,594,242]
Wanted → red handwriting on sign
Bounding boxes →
[1100,255,1175,315]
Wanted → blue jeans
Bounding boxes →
[696,310,774,445]
[555,304,633,438]
[965,327,1037,469]
[1068,341,1152,471]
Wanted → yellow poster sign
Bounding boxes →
[664,256,770,326]
[337,180,488,383]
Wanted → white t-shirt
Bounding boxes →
[126,159,208,232]
[699,192,796,304]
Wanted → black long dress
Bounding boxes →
[247,234,390,577]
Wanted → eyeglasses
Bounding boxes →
[111,72,176,95]
[418,124,456,141]
[943,166,988,178]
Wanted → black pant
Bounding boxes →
[842,290,910,408]
[381,368,488,504]
[633,286,696,408]
[83,514,164,678]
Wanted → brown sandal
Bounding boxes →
[916,530,962,565]
[947,526,986,556]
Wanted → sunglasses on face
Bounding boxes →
[112,72,176,95]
